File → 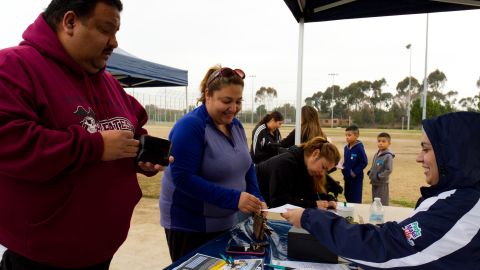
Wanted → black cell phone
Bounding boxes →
[136,135,171,166]
[225,245,265,256]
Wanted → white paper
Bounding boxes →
[261,204,302,213]
[271,259,349,270]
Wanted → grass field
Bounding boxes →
[138,123,424,208]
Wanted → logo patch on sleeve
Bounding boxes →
[402,221,422,246]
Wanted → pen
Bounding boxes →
[228,255,234,265]
[219,253,230,265]
[317,192,321,200]
[265,263,295,270]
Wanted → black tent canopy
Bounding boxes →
[106,48,188,88]
[284,0,480,23]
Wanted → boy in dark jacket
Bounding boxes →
[342,125,368,203]
[368,132,395,205]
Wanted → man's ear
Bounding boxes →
[61,11,77,35]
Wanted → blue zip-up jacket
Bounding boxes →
[160,105,263,232]
[342,140,368,179]
[342,140,368,202]
[301,112,480,269]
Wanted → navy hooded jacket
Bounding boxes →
[300,112,480,270]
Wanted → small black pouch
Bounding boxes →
[136,135,171,166]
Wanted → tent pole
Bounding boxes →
[294,18,305,145]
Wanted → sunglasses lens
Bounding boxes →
[234,69,245,79]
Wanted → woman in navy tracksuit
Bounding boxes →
[282,112,480,270]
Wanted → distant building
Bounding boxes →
[321,118,350,128]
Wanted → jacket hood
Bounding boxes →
[378,149,395,158]
[288,145,304,162]
[20,14,102,75]
[421,112,480,198]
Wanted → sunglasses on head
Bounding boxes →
[207,67,245,87]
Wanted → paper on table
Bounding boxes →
[271,259,349,270]
[261,204,302,213]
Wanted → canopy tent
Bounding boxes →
[283,0,480,144]
[284,0,480,23]
[106,48,188,88]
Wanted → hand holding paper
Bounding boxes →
[261,204,302,214]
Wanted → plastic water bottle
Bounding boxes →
[369,197,384,225]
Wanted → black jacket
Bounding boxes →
[279,128,309,149]
[250,123,282,164]
[256,146,342,208]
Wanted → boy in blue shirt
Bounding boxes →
[342,125,368,203]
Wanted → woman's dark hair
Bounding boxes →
[43,0,123,31]
[257,111,284,127]
[198,65,244,104]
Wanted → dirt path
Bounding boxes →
[110,198,171,270]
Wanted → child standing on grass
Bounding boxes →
[342,125,368,203]
[368,132,395,205]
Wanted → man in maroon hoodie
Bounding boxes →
[0,0,164,269]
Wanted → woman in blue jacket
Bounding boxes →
[160,66,266,262]
[282,112,480,270]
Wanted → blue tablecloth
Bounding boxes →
[164,218,292,269]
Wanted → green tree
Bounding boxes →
[255,104,267,121]
[427,69,447,93]
[342,82,366,111]
[395,76,420,116]
[272,103,296,123]
[410,97,455,126]
[459,97,479,112]
[305,91,325,113]
[369,78,387,110]
[255,87,277,110]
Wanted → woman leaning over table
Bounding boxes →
[160,65,266,262]
[256,136,342,209]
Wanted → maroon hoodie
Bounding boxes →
[0,14,148,267]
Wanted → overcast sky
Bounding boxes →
[2,0,480,106]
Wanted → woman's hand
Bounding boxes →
[316,200,329,210]
[260,201,268,217]
[238,192,262,214]
[281,208,305,228]
[327,200,337,209]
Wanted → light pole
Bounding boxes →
[406,44,412,130]
[249,75,256,124]
[422,13,429,120]
[328,73,338,128]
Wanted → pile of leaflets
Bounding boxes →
[173,253,262,270]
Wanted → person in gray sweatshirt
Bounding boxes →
[367,132,395,205]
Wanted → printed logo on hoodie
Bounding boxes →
[402,221,422,246]
[74,106,134,133]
